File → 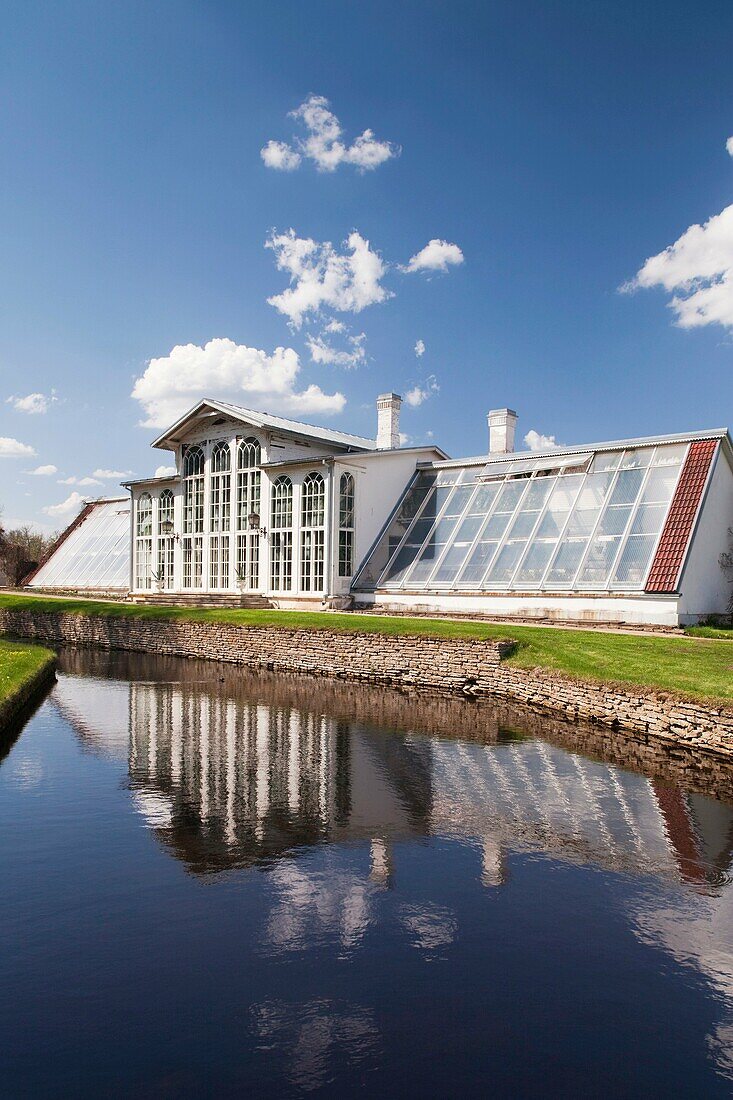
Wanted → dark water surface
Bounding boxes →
[3,649,733,1098]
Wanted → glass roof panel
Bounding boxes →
[29,501,131,589]
[353,444,689,595]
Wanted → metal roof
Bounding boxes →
[419,428,731,470]
[151,399,378,453]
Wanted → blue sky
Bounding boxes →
[1,0,732,529]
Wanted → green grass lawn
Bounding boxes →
[0,592,731,706]
[0,636,56,712]
[686,623,733,641]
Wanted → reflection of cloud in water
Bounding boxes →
[250,999,378,1092]
[266,857,375,954]
[400,903,457,953]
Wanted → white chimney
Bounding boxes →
[376,392,402,449]
[488,408,517,454]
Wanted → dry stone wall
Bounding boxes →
[1,607,732,760]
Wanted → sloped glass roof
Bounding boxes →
[29,499,131,590]
[353,443,688,594]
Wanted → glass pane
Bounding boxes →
[513,542,555,587]
[455,515,483,543]
[598,505,632,537]
[630,503,667,535]
[545,540,586,587]
[383,544,422,585]
[485,541,526,586]
[641,466,680,504]
[619,449,652,470]
[654,443,687,466]
[432,543,473,584]
[611,534,658,587]
[443,485,474,516]
[609,468,645,506]
[494,480,527,513]
[483,512,512,539]
[352,472,436,588]
[470,484,500,513]
[506,512,538,539]
[577,537,621,586]
[591,452,621,473]
[457,541,499,586]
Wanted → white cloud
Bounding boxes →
[404,375,439,407]
[324,319,345,334]
[398,432,412,446]
[154,465,177,478]
[131,337,345,429]
[414,339,425,357]
[402,239,464,274]
[93,468,133,479]
[624,140,733,330]
[306,331,366,369]
[260,140,302,171]
[624,203,733,329]
[267,229,391,327]
[43,491,86,519]
[6,391,56,415]
[0,437,36,458]
[58,475,103,487]
[262,94,399,173]
[28,464,58,476]
[524,430,558,451]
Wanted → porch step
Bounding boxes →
[130,593,275,609]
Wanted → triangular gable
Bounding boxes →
[151,399,377,453]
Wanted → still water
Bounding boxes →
[3,649,733,1097]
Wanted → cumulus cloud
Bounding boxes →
[414,339,425,357]
[0,437,36,458]
[324,319,345,334]
[28,464,57,476]
[260,140,301,171]
[624,204,733,330]
[43,491,86,518]
[266,229,391,327]
[93,468,133,479]
[58,475,103,487]
[398,432,412,447]
[524,430,558,451]
[131,337,346,429]
[6,392,56,415]
[154,465,177,478]
[306,330,366,368]
[623,140,733,330]
[261,94,399,173]
[402,239,464,274]
[404,375,439,407]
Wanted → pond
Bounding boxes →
[2,648,733,1097]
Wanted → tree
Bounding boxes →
[0,514,58,587]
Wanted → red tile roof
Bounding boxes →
[646,439,718,593]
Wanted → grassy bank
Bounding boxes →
[1,592,732,706]
[0,636,56,728]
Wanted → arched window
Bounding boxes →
[135,493,153,590]
[209,442,231,589]
[338,473,355,577]
[182,445,204,588]
[270,476,293,591]
[300,472,325,592]
[157,489,175,590]
[236,437,262,590]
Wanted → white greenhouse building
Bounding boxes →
[26,395,733,627]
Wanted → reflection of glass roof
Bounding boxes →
[29,499,130,589]
[353,443,688,594]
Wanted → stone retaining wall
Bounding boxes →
[2,607,732,759]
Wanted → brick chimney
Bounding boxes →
[488,408,517,454]
[376,392,402,449]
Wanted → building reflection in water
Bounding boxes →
[51,651,733,1083]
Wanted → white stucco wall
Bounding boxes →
[356,590,682,626]
[678,449,733,622]
[330,450,441,597]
